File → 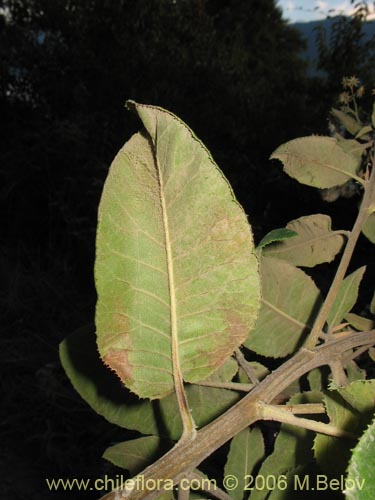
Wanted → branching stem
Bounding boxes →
[98,331,375,500]
[305,160,375,349]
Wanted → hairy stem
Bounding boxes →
[258,403,356,439]
[99,331,375,500]
[282,403,326,414]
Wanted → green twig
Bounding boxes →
[258,402,356,439]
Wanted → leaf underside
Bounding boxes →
[271,136,360,189]
[262,214,345,267]
[244,257,322,358]
[95,101,260,399]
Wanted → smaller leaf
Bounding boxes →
[103,436,164,474]
[244,257,322,358]
[336,136,368,161]
[257,228,297,250]
[355,125,373,139]
[344,312,374,331]
[337,380,375,415]
[327,266,366,330]
[345,417,375,500]
[362,212,375,244]
[224,427,264,500]
[250,392,321,500]
[262,214,345,267]
[314,381,375,477]
[271,136,360,189]
[237,362,269,383]
[314,392,358,477]
[307,367,329,392]
[372,101,375,128]
[346,361,366,383]
[59,326,159,436]
[331,108,362,136]
[371,290,375,315]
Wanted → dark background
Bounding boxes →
[1,0,375,498]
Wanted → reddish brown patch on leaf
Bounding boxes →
[207,310,249,371]
[103,349,133,384]
[225,310,249,343]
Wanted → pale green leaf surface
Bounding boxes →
[249,392,320,500]
[355,125,373,139]
[262,214,345,267]
[307,367,329,392]
[205,357,238,382]
[331,108,362,136]
[362,212,375,244]
[103,436,164,474]
[337,380,375,415]
[257,228,297,250]
[345,361,366,383]
[270,136,360,189]
[95,101,260,399]
[60,327,240,440]
[345,417,375,500]
[244,257,322,357]
[224,427,264,500]
[344,313,374,332]
[327,267,366,330]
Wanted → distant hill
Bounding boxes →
[292,17,375,75]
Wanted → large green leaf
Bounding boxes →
[244,257,322,357]
[345,417,375,500]
[262,214,345,267]
[327,267,366,331]
[59,327,241,440]
[95,101,260,399]
[271,136,360,189]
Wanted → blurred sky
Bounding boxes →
[277,0,375,22]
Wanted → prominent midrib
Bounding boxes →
[156,146,194,438]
